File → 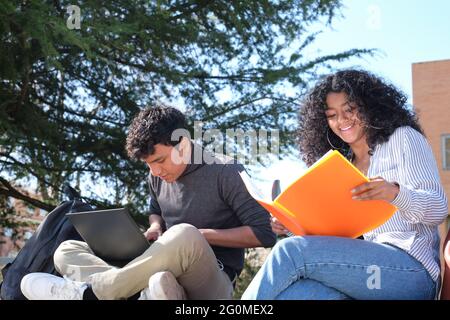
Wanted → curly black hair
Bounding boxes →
[297,69,424,166]
[126,105,188,160]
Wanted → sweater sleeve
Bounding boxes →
[147,176,162,216]
[391,127,448,226]
[219,164,276,247]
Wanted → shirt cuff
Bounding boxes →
[286,231,295,237]
[391,183,412,212]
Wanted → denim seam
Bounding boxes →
[303,262,426,273]
[301,262,434,299]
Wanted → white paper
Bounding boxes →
[239,171,270,203]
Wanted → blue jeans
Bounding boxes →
[242,236,437,300]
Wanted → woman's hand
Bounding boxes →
[271,217,290,236]
[351,177,400,203]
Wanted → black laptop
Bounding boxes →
[66,208,150,266]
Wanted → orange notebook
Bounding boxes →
[240,150,397,238]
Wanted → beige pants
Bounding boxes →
[54,223,233,300]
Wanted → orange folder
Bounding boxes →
[240,150,397,238]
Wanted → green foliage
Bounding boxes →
[0,0,372,218]
[233,248,270,299]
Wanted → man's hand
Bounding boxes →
[144,224,162,241]
[270,217,289,236]
[351,177,400,203]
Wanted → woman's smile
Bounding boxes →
[326,92,366,147]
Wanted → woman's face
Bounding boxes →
[325,92,367,147]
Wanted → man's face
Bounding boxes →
[143,141,189,183]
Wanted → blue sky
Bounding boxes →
[255,0,450,195]
[311,0,450,99]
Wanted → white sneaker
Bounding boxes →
[139,271,186,300]
[21,273,88,300]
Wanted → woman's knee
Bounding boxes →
[273,236,306,254]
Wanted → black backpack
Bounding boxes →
[0,186,93,300]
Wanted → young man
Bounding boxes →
[21,106,276,300]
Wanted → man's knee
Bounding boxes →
[161,223,210,255]
[53,240,86,270]
[164,223,204,243]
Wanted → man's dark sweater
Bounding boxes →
[147,145,276,278]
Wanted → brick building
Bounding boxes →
[412,59,450,277]
[412,59,450,214]
[0,191,45,257]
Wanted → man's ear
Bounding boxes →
[178,136,189,151]
[177,136,191,164]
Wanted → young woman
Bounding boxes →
[242,69,448,300]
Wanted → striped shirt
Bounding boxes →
[363,126,448,283]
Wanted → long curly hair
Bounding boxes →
[297,69,424,166]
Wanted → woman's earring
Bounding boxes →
[327,128,344,150]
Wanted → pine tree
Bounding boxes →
[0,0,372,215]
